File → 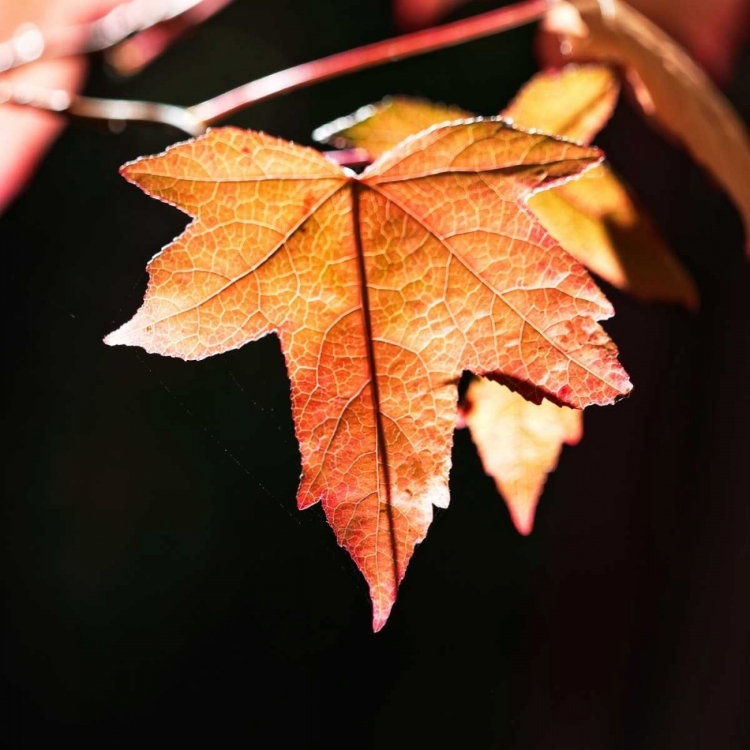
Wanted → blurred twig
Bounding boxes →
[0,0,555,136]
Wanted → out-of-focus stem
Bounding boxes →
[0,0,556,136]
[0,81,207,135]
[190,0,556,124]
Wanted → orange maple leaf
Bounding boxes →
[105,121,631,629]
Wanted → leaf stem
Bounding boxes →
[0,81,207,136]
[190,0,556,124]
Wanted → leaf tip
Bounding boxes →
[102,329,121,347]
[118,161,135,179]
[367,569,405,632]
[119,155,151,184]
[613,378,634,404]
[103,321,138,349]
[509,503,536,536]
[371,598,394,633]
[119,158,164,196]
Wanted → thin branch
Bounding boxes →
[0,0,556,136]
[70,94,207,135]
[190,0,556,124]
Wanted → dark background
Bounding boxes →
[3,1,749,746]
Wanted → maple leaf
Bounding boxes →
[545,0,750,254]
[105,122,631,629]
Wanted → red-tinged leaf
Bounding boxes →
[462,377,582,535]
[0,0,108,213]
[105,123,631,629]
[546,0,750,254]
[0,0,206,213]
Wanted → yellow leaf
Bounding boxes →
[463,377,582,535]
[503,63,619,144]
[527,168,697,308]
[313,97,470,158]
[313,65,696,534]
